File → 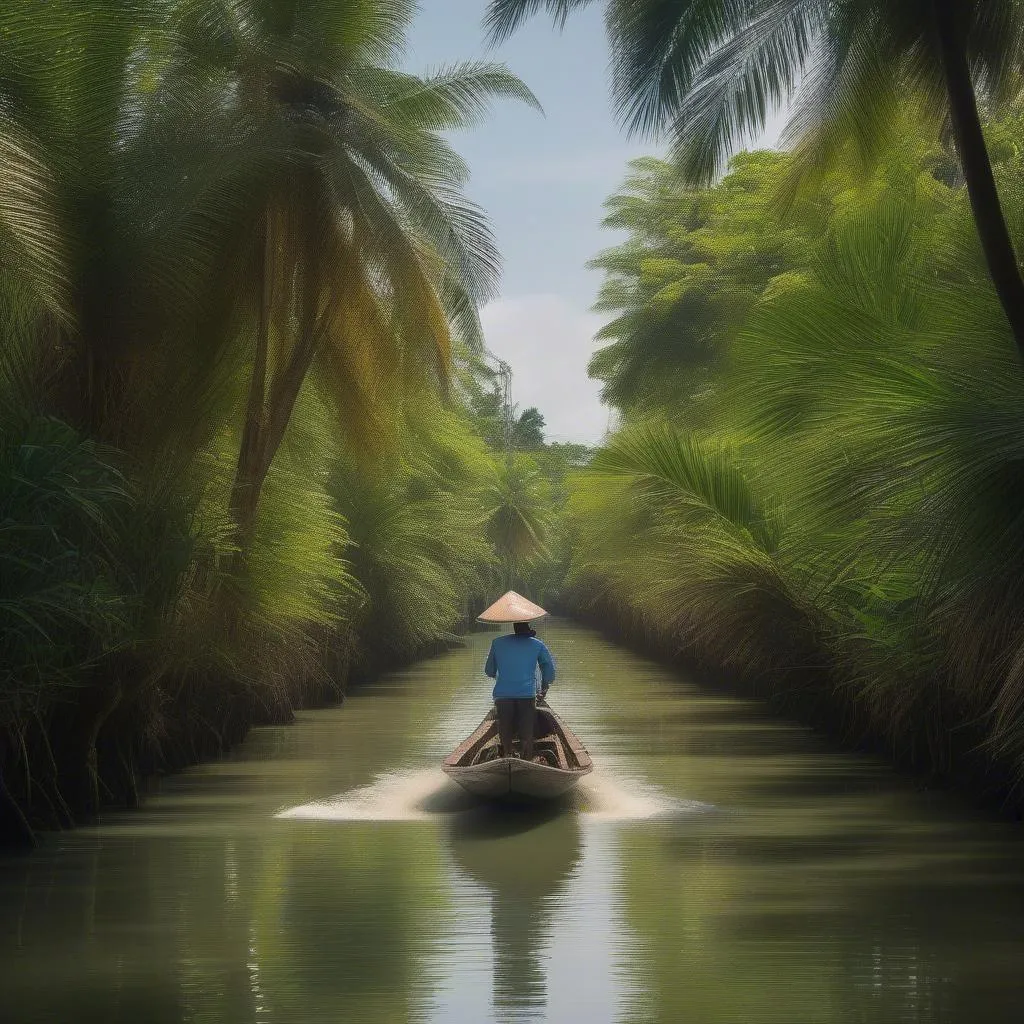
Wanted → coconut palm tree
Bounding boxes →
[1,1,538,548]
[0,0,540,831]
[485,0,1024,357]
[485,454,553,589]
[140,0,541,553]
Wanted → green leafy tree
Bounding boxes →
[512,406,546,449]
[465,370,545,450]
[467,385,508,449]
[589,150,820,416]
[564,127,1024,791]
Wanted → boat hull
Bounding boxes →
[442,703,593,803]
[443,757,590,800]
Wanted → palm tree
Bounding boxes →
[0,0,540,827]
[0,1,165,428]
[144,0,540,554]
[567,422,819,679]
[485,454,552,589]
[485,0,1024,357]
[0,0,536,543]
[331,396,496,668]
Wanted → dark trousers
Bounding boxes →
[496,698,536,759]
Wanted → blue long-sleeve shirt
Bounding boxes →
[484,634,556,699]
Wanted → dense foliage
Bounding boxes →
[563,115,1024,801]
[485,0,1024,806]
[9,0,1024,842]
[0,0,555,844]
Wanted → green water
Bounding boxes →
[3,619,1023,1023]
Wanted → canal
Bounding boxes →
[2,619,1023,1023]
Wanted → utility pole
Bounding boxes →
[496,358,514,458]
[485,353,517,590]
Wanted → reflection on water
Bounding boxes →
[2,620,1024,1023]
[447,805,581,1022]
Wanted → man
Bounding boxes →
[484,620,556,761]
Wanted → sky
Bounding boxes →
[404,1,785,444]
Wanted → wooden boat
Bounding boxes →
[442,702,593,801]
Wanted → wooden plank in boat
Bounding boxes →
[558,719,591,769]
[443,712,495,768]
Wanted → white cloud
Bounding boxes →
[480,294,611,445]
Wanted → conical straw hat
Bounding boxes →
[477,590,548,624]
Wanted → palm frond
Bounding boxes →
[0,113,70,321]
[593,423,781,553]
[484,0,598,44]
[372,62,543,130]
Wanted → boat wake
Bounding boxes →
[276,769,475,822]
[573,767,709,820]
[275,765,708,824]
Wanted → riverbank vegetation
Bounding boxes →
[0,1,577,845]
[492,1,1024,808]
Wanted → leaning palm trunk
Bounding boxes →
[931,0,1024,356]
[258,250,324,497]
[229,210,276,555]
[228,218,326,557]
[196,38,538,562]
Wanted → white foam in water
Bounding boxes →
[276,769,454,822]
[573,767,693,821]
[276,764,709,823]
